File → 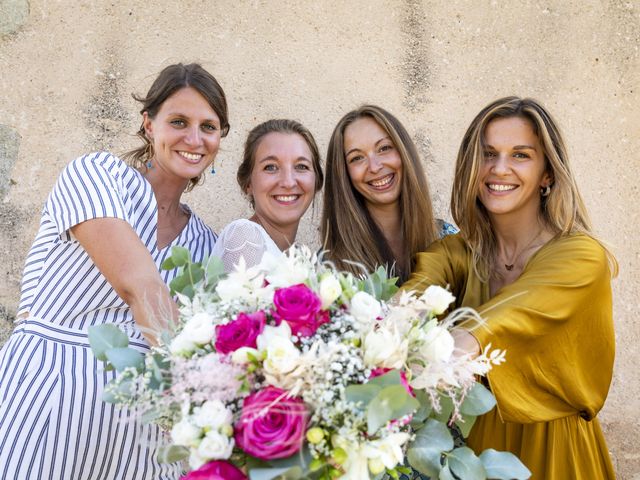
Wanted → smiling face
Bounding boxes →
[478,116,552,221]
[143,86,221,184]
[344,116,403,212]
[247,132,317,232]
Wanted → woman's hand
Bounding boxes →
[451,328,481,358]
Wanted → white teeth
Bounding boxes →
[275,195,298,202]
[179,151,202,160]
[369,174,393,187]
[488,184,516,192]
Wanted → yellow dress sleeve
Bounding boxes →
[472,235,615,424]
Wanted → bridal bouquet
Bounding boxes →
[89,245,530,480]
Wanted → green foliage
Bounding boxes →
[367,385,420,435]
[407,419,454,476]
[479,449,531,479]
[359,265,399,301]
[104,347,144,372]
[460,383,496,416]
[88,324,129,362]
[157,444,189,463]
[448,447,485,480]
[163,247,225,298]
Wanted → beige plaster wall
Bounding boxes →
[0,0,638,477]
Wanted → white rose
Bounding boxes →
[169,332,196,357]
[230,346,261,364]
[192,400,233,430]
[262,335,301,378]
[170,417,201,447]
[363,433,410,470]
[319,274,342,309]
[419,285,455,315]
[350,291,382,325]
[181,312,215,345]
[256,322,293,350]
[420,325,455,363]
[363,327,408,369]
[197,430,234,460]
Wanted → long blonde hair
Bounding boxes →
[452,96,618,280]
[321,105,438,283]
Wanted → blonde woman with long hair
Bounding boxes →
[321,105,455,285]
[404,96,617,479]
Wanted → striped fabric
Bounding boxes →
[0,152,217,479]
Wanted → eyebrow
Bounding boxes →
[167,112,220,124]
[257,155,312,163]
[345,136,392,157]
[485,144,537,151]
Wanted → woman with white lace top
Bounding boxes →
[212,119,323,272]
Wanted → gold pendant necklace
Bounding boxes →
[502,228,544,271]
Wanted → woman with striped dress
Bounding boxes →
[0,63,229,479]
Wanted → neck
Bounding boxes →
[250,214,298,252]
[143,167,189,214]
[367,202,404,263]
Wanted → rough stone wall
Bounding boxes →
[0,0,638,477]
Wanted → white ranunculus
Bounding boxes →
[419,285,456,315]
[363,433,410,470]
[363,327,408,369]
[197,430,234,460]
[350,291,382,326]
[170,417,201,447]
[181,312,215,345]
[262,335,301,378]
[169,332,196,357]
[230,346,261,364]
[319,274,342,309]
[192,400,233,430]
[341,444,370,480]
[256,322,293,351]
[420,325,455,363]
[262,251,309,288]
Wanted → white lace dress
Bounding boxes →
[211,219,282,273]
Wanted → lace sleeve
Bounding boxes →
[213,221,268,273]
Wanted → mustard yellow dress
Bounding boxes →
[403,233,615,480]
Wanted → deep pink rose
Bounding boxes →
[235,386,308,460]
[215,311,266,354]
[272,284,327,337]
[370,367,415,397]
[181,460,246,480]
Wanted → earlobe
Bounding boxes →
[142,112,153,140]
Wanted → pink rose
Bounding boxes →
[215,311,266,354]
[181,460,246,480]
[370,368,415,397]
[272,284,328,337]
[235,386,308,460]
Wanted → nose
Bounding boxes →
[184,126,203,146]
[368,154,383,173]
[490,153,510,175]
[279,165,297,188]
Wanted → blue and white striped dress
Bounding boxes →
[0,152,217,479]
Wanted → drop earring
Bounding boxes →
[210,162,216,175]
[146,160,153,169]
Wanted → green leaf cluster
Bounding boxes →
[161,246,225,298]
[358,265,399,301]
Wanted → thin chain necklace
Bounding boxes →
[502,228,544,271]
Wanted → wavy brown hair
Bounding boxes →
[321,105,438,283]
[124,63,230,192]
[452,96,618,280]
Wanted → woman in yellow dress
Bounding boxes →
[403,96,617,479]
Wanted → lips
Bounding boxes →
[367,173,395,190]
[487,183,517,192]
[177,151,204,163]
[273,194,301,203]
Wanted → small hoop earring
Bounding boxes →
[541,185,551,197]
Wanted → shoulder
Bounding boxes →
[425,232,467,255]
[528,233,610,278]
[218,219,265,239]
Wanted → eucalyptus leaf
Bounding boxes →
[205,255,225,286]
[105,347,144,372]
[170,246,190,267]
[141,408,162,424]
[367,385,419,435]
[460,383,496,416]
[102,378,133,403]
[367,369,402,388]
[157,444,189,463]
[161,257,175,270]
[249,466,304,480]
[88,324,129,362]
[345,383,380,408]
[410,389,433,428]
[479,449,532,479]
[454,412,477,438]
[448,446,485,480]
[185,263,204,285]
[406,419,454,476]
[434,394,455,423]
